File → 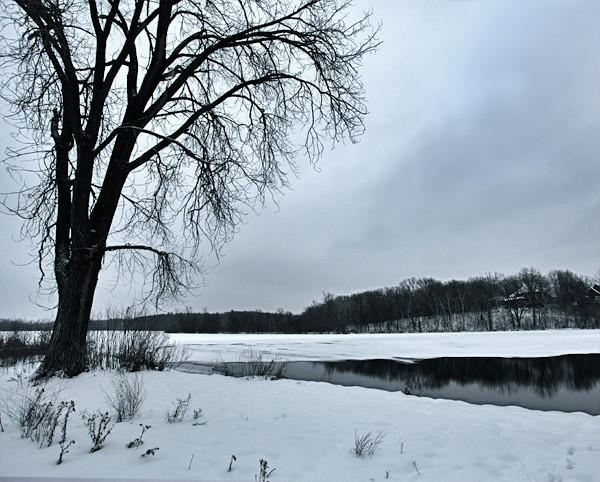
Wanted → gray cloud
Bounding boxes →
[1,0,599,318]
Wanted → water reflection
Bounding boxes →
[183,354,599,414]
[282,355,600,415]
[323,355,598,395]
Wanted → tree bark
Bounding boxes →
[36,256,102,379]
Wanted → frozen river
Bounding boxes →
[170,329,600,363]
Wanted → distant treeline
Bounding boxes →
[1,268,598,334]
[87,267,600,333]
[0,320,53,332]
[299,268,599,333]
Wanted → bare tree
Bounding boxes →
[469,273,500,331]
[518,267,549,329]
[547,269,588,327]
[500,274,523,330]
[0,0,378,377]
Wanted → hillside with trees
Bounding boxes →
[299,268,599,333]
[2,267,597,334]
[40,267,595,334]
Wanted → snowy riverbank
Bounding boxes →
[1,330,598,481]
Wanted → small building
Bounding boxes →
[503,284,554,308]
[586,284,600,305]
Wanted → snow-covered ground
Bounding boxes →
[0,330,598,481]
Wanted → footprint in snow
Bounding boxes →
[566,446,574,456]
[565,458,575,470]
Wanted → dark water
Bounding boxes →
[182,354,600,415]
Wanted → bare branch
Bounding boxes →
[1,0,378,310]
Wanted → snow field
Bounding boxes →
[1,364,599,481]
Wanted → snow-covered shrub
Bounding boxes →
[165,393,192,423]
[257,459,276,482]
[87,330,189,372]
[103,372,145,422]
[217,348,288,379]
[353,430,385,458]
[56,401,76,464]
[57,439,75,465]
[82,410,114,452]
[141,447,159,457]
[127,423,151,448]
[227,454,237,472]
[0,371,68,446]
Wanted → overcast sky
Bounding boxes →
[1,0,599,320]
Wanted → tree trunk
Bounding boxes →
[35,256,102,379]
